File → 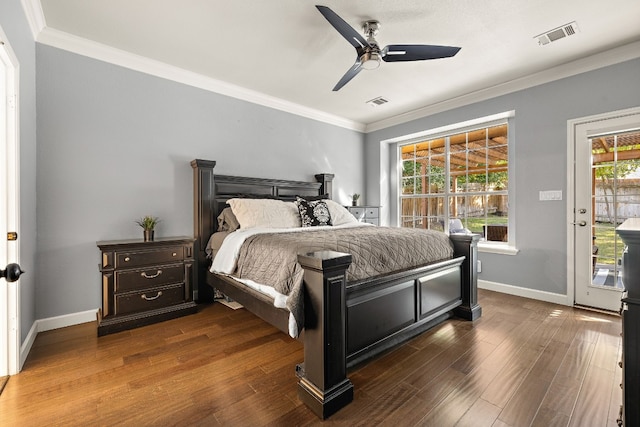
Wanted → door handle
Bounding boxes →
[571,221,587,226]
[1,263,24,282]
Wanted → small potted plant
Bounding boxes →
[351,193,361,207]
[136,215,160,241]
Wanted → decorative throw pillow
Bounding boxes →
[296,197,332,227]
[324,199,360,226]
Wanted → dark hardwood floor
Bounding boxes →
[0,290,622,426]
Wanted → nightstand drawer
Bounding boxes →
[115,283,186,315]
[347,205,380,225]
[349,207,365,219]
[115,263,184,293]
[116,246,184,268]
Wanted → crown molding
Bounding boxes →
[22,0,639,135]
[34,27,366,133]
[20,0,46,40]
[365,40,640,133]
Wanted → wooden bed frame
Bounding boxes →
[191,159,481,418]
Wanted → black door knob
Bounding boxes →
[1,263,24,282]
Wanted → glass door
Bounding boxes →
[591,130,640,291]
[574,111,640,311]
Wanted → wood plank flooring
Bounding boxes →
[0,290,622,426]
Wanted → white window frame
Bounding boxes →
[395,111,517,254]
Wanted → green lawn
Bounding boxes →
[594,222,625,265]
[464,216,508,234]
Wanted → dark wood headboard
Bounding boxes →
[190,159,334,301]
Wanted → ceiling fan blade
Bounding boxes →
[332,61,363,91]
[381,44,461,62]
[316,5,369,50]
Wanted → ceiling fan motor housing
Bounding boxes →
[361,20,381,69]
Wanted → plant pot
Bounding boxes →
[352,200,360,207]
[143,229,155,242]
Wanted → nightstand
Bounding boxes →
[347,206,380,225]
[96,236,197,336]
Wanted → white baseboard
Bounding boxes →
[479,279,570,306]
[19,322,38,372]
[35,309,98,333]
[19,309,98,371]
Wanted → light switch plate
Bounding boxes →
[539,190,562,201]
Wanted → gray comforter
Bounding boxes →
[232,226,454,336]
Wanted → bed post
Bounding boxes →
[191,159,216,302]
[296,250,353,419]
[450,233,482,320]
[315,173,334,199]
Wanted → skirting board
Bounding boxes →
[19,309,98,372]
[479,279,570,306]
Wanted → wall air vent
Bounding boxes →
[535,21,579,46]
[367,96,389,107]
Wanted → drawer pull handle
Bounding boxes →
[124,257,131,262]
[172,252,177,256]
[141,291,163,301]
[141,270,162,279]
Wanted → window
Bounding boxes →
[400,120,510,245]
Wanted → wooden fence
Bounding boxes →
[595,179,640,223]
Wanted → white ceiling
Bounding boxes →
[32,0,640,131]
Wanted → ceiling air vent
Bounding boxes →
[535,21,579,46]
[367,96,389,107]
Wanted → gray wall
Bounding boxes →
[35,45,364,319]
[365,58,640,296]
[0,1,38,343]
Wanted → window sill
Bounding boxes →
[478,243,519,255]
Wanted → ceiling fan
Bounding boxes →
[316,5,461,91]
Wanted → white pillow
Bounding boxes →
[324,199,360,226]
[227,198,301,229]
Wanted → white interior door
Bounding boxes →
[0,29,20,376]
[571,108,640,311]
[0,42,8,377]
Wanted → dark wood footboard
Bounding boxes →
[294,234,480,418]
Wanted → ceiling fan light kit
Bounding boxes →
[315,5,461,91]
[360,52,381,70]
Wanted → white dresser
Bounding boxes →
[347,206,380,225]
